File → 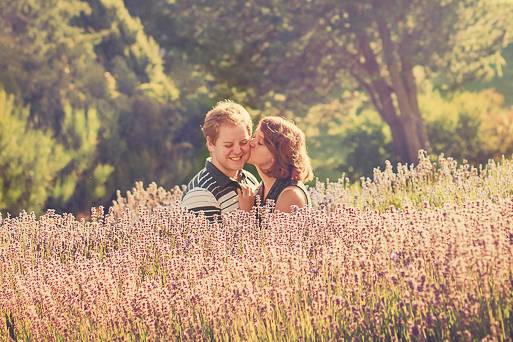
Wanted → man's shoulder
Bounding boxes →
[188,167,208,182]
[184,167,215,191]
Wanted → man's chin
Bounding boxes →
[229,160,245,169]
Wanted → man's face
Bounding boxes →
[207,123,251,178]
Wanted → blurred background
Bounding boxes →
[1,0,512,215]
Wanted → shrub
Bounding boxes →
[0,90,70,214]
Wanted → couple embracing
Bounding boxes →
[181,100,313,221]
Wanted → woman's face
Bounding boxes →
[248,128,274,170]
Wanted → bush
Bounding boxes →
[0,90,70,214]
[298,86,513,184]
[421,86,513,164]
[298,96,395,182]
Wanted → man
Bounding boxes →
[181,100,259,221]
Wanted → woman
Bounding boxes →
[239,116,314,213]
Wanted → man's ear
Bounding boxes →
[206,137,215,152]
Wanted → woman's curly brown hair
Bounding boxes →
[259,116,314,182]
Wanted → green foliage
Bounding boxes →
[464,44,513,105]
[47,103,114,212]
[104,95,194,193]
[156,0,513,163]
[85,0,179,102]
[0,0,106,128]
[0,0,202,213]
[296,95,395,182]
[78,0,199,203]
[420,81,513,164]
[0,0,117,213]
[0,90,69,214]
[296,77,513,183]
[2,0,513,213]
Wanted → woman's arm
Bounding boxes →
[275,186,308,213]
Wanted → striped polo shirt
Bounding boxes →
[181,159,259,221]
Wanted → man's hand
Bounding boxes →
[237,183,257,212]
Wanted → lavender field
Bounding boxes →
[1,153,512,340]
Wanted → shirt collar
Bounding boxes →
[205,158,244,188]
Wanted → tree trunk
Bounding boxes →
[387,113,425,164]
[376,18,430,163]
[355,27,429,164]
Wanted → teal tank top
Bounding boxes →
[255,178,310,210]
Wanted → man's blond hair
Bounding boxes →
[202,100,252,144]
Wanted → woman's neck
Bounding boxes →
[257,168,277,200]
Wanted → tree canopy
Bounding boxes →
[159,0,513,163]
[1,0,513,214]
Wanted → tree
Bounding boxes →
[421,86,513,164]
[159,0,513,163]
[45,103,114,212]
[0,89,71,214]
[0,0,117,212]
[0,0,107,130]
[464,44,513,106]
[0,0,199,213]
[297,96,395,181]
[78,0,199,197]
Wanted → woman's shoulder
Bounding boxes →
[275,183,309,212]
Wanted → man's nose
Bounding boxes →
[233,144,242,154]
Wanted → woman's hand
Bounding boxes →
[237,183,257,212]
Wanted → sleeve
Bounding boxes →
[181,188,221,220]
